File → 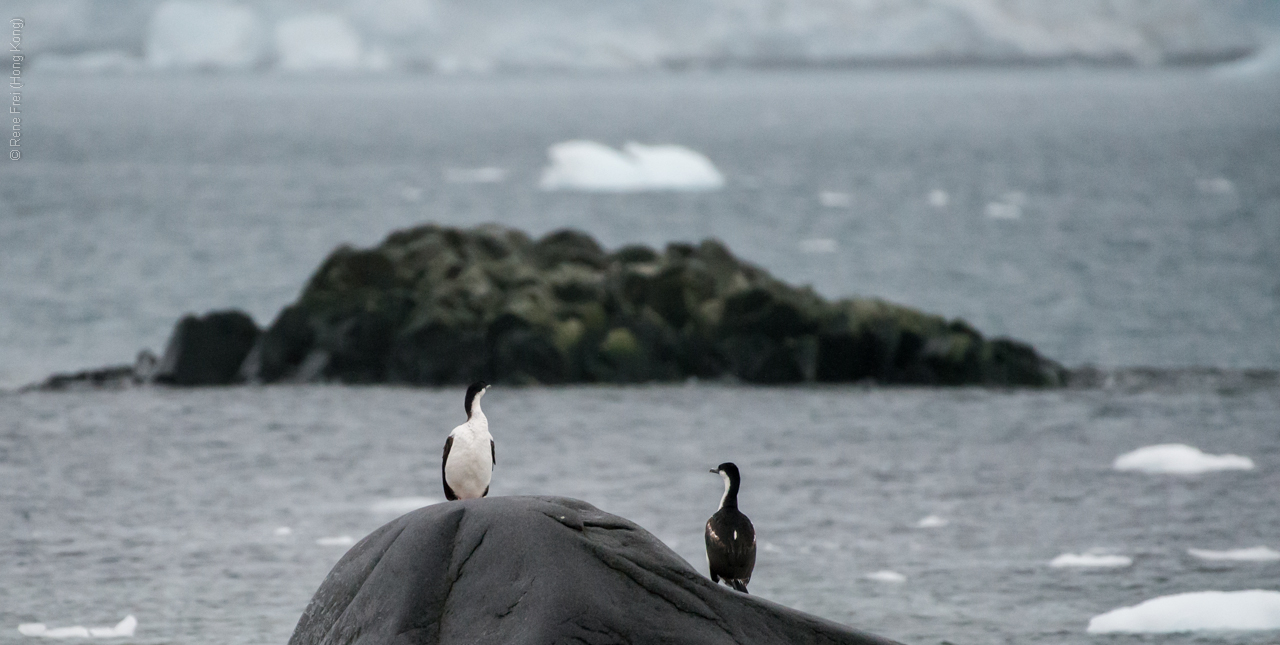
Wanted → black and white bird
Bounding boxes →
[441,381,494,501]
[705,462,756,593]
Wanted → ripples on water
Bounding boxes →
[2,383,1277,644]
[1,70,1278,387]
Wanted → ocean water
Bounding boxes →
[2,383,1278,644]
[2,70,1279,387]
[2,69,1279,643]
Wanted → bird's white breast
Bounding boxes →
[444,412,492,499]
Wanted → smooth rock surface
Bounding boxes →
[289,496,905,645]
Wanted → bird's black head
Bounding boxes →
[710,462,740,481]
[464,381,490,418]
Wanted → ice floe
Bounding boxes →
[916,515,948,528]
[819,191,851,208]
[984,191,1026,220]
[1112,444,1254,475]
[370,497,439,514]
[275,14,364,71]
[316,535,356,546]
[928,189,950,208]
[18,615,136,639]
[445,167,508,184]
[538,141,724,192]
[146,1,264,70]
[1196,177,1236,195]
[1050,553,1132,568]
[1188,547,1280,562]
[798,239,838,254]
[865,570,907,583]
[1087,590,1280,633]
[273,526,293,537]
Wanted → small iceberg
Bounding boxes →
[1087,590,1280,633]
[819,191,851,208]
[864,570,907,583]
[273,526,293,537]
[316,535,356,546]
[915,515,948,528]
[146,1,264,70]
[984,191,1025,220]
[927,189,950,208]
[1050,553,1132,568]
[445,167,507,184]
[538,140,724,192]
[370,497,439,514]
[1112,444,1254,475]
[1188,547,1280,562]
[18,615,136,639]
[1196,177,1235,195]
[275,14,363,71]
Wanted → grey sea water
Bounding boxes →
[2,384,1278,644]
[1,69,1279,643]
[1,70,1279,386]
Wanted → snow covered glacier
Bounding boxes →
[14,0,1280,72]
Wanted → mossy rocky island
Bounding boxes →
[232,224,1063,387]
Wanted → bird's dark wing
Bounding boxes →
[442,435,457,501]
[491,439,496,465]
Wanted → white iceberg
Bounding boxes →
[316,535,356,546]
[1050,553,1132,568]
[1188,547,1280,562]
[819,191,851,208]
[985,191,1026,220]
[1087,590,1280,633]
[916,514,948,528]
[370,496,439,514]
[146,1,264,70]
[18,615,136,639]
[275,14,364,71]
[538,140,724,192]
[273,526,292,537]
[865,570,907,583]
[927,189,950,208]
[1113,444,1254,475]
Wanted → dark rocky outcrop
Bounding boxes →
[153,310,260,385]
[240,224,1065,386]
[289,496,906,645]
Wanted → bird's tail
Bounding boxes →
[730,580,749,594]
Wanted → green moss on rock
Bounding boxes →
[242,224,1065,386]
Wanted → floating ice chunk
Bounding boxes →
[273,526,292,536]
[370,497,439,514]
[316,535,356,546]
[538,141,724,192]
[1113,444,1254,475]
[819,191,851,208]
[1087,590,1280,633]
[275,14,363,71]
[865,570,907,583]
[17,615,135,639]
[985,191,1025,219]
[445,167,507,184]
[928,189,950,208]
[1196,177,1235,195]
[146,1,264,70]
[798,239,838,254]
[399,186,423,202]
[916,514,948,528]
[1050,553,1132,568]
[1188,547,1280,562]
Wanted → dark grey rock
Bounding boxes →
[289,496,906,645]
[153,310,259,386]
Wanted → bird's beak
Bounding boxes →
[709,468,718,474]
